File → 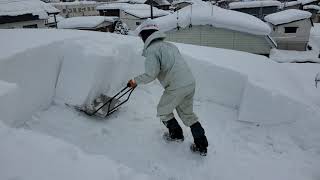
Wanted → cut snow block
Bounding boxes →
[55,51,116,106]
[0,80,20,126]
[238,81,305,125]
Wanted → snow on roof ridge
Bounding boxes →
[96,3,169,18]
[57,16,117,29]
[298,0,317,5]
[264,9,312,25]
[153,4,271,36]
[229,0,281,9]
[0,0,59,19]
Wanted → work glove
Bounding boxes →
[127,79,137,88]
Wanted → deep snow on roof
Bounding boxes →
[49,0,97,6]
[153,3,271,35]
[0,0,59,19]
[229,0,281,9]
[298,0,317,5]
[303,5,320,10]
[264,9,312,25]
[57,16,118,29]
[96,3,169,18]
[282,1,301,7]
[115,0,147,4]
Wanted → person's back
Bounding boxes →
[142,32,195,90]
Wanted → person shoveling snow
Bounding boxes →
[127,19,208,156]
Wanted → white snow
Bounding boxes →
[270,48,320,63]
[303,4,320,10]
[264,9,312,25]
[229,0,281,9]
[153,3,271,35]
[96,3,169,18]
[57,16,117,29]
[49,0,97,6]
[115,0,147,4]
[282,0,301,7]
[47,14,65,24]
[0,29,320,180]
[298,0,317,5]
[0,0,59,19]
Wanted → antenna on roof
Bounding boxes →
[150,0,154,19]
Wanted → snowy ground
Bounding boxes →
[0,29,320,180]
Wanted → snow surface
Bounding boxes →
[229,0,281,9]
[96,3,169,18]
[57,16,117,29]
[153,2,271,35]
[298,0,317,5]
[47,14,65,24]
[303,4,320,10]
[282,0,301,7]
[115,0,147,4]
[49,0,97,6]
[270,49,320,63]
[0,29,320,180]
[264,9,312,25]
[0,0,59,19]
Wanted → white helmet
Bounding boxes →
[135,18,159,36]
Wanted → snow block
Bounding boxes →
[186,56,248,109]
[238,81,305,124]
[0,80,20,126]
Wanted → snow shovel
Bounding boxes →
[68,84,135,118]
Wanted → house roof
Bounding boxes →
[281,1,301,8]
[0,0,60,19]
[303,5,320,11]
[50,1,98,6]
[298,0,317,5]
[114,0,147,4]
[229,0,281,9]
[57,16,118,29]
[152,0,171,6]
[264,9,312,25]
[153,3,271,35]
[96,3,169,18]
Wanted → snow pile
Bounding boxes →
[303,4,320,10]
[269,48,320,63]
[0,121,153,180]
[229,0,281,9]
[264,9,312,25]
[154,3,271,35]
[0,0,59,19]
[96,3,169,18]
[57,16,117,29]
[298,0,317,5]
[0,80,20,126]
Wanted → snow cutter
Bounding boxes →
[68,84,135,118]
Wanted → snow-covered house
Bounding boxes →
[265,9,313,51]
[96,3,169,30]
[303,5,320,22]
[0,0,59,29]
[154,4,276,55]
[281,1,302,10]
[57,16,118,32]
[145,0,171,10]
[298,0,319,6]
[45,14,65,28]
[50,1,99,18]
[229,1,281,20]
[170,0,193,11]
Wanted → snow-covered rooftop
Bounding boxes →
[153,0,171,6]
[264,9,312,25]
[0,0,59,19]
[57,16,118,29]
[153,3,271,35]
[303,4,320,10]
[115,0,147,3]
[282,0,301,7]
[96,3,169,18]
[298,0,317,5]
[50,0,97,6]
[229,0,281,9]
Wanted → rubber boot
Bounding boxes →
[163,118,184,141]
[190,122,208,156]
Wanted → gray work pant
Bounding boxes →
[157,84,198,127]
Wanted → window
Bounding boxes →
[23,24,38,28]
[136,22,141,26]
[91,7,95,11]
[78,8,82,12]
[285,27,298,33]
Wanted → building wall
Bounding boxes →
[120,11,145,30]
[166,25,272,55]
[232,6,279,20]
[270,19,312,51]
[0,19,46,29]
[52,3,99,17]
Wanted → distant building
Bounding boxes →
[145,0,171,10]
[0,0,59,29]
[229,1,281,20]
[303,5,320,22]
[57,16,117,32]
[154,5,276,55]
[50,1,99,18]
[96,3,169,30]
[281,1,302,10]
[265,9,313,51]
[170,0,193,11]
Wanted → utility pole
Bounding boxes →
[150,0,154,19]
